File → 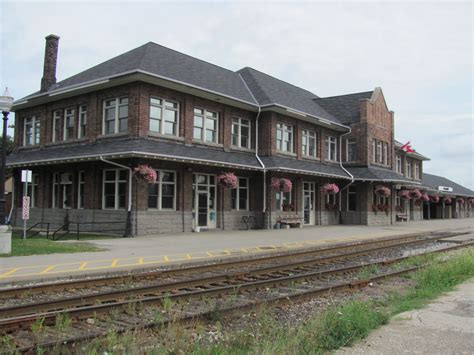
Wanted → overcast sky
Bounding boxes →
[1,1,472,189]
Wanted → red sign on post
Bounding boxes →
[22,197,30,220]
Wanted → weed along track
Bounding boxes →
[0,231,472,353]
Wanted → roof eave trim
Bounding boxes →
[266,166,351,180]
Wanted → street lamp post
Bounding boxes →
[0,88,14,225]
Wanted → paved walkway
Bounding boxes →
[337,278,474,355]
[0,219,472,284]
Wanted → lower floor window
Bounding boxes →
[103,169,127,209]
[27,174,39,208]
[275,191,292,211]
[231,177,249,210]
[326,193,337,205]
[347,186,356,211]
[148,170,176,210]
[78,171,85,209]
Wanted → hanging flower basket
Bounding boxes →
[456,198,465,204]
[444,197,452,205]
[217,172,239,189]
[469,198,474,205]
[271,178,292,192]
[420,193,430,202]
[321,183,340,195]
[398,190,411,200]
[409,189,422,200]
[429,195,440,203]
[133,164,157,184]
[375,185,391,197]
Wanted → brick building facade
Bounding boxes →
[6,36,473,236]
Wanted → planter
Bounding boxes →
[321,183,340,195]
[217,172,239,189]
[271,178,292,192]
[375,185,391,197]
[133,165,157,184]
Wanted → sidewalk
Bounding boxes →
[336,278,474,355]
[0,218,472,284]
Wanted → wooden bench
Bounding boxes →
[396,213,408,222]
[278,215,303,228]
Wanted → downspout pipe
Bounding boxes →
[99,156,133,237]
[338,128,354,220]
[254,106,266,227]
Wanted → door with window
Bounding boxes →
[303,182,315,225]
[193,174,216,229]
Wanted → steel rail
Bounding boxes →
[12,240,474,354]
[0,233,456,319]
[1,240,472,334]
[0,230,467,299]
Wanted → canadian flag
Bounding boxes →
[400,141,415,153]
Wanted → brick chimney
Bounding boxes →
[40,34,60,92]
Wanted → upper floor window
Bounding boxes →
[148,170,176,210]
[406,160,412,178]
[325,136,338,161]
[193,108,218,143]
[414,163,420,180]
[78,106,87,139]
[276,123,293,153]
[302,130,317,158]
[373,139,388,165]
[63,108,75,140]
[396,155,402,173]
[24,116,40,146]
[52,110,61,142]
[103,98,128,135]
[346,139,357,162]
[377,141,383,163]
[103,169,127,209]
[231,177,249,210]
[231,117,250,149]
[150,98,179,136]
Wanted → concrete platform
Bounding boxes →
[0,219,472,285]
[336,278,474,355]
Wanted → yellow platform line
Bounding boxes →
[0,268,20,279]
[111,259,119,267]
[186,254,192,260]
[138,257,144,265]
[163,256,170,262]
[40,265,56,274]
[79,262,88,270]
[206,251,213,257]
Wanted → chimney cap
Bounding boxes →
[45,34,60,40]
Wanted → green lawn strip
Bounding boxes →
[87,249,473,355]
[11,230,119,240]
[0,234,104,257]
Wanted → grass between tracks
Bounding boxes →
[0,233,104,257]
[20,248,474,354]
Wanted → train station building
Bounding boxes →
[6,35,474,236]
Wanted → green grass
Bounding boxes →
[29,249,474,354]
[11,230,118,241]
[0,233,104,257]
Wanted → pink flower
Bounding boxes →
[217,172,239,189]
[321,183,340,195]
[271,178,292,192]
[398,190,412,200]
[444,197,452,204]
[375,185,391,197]
[409,189,422,200]
[133,164,157,184]
[420,193,430,201]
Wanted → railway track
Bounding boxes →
[0,230,472,353]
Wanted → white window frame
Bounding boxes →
[149,97,180,136]
[302,130,317,158]
[396,155,402,173]
[326,193,337,205]
[276,123,294,153]
[63,108,75,141]
[52,172,60,208]
[377,141,383,163]
[326,136,338,161]
[231,177,249,211]
[414,163,420,180]
[148,170,177,210]
[103,97,128,135]
[78,105,87,139]
[275,190,292,211]
[24,116,40,146]
[78,171,85,209]
[52,110,61,142]
[193,108,219,143]
[346,139,357,162]
[406,161,412,178]
[231,117,251,149]
[102,169,127,210]
[27,174,39,208]
[383,143,388,165]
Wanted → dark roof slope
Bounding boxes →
[314,91,373,125]
[422,173,474,197]
[22,42,257,105]
[347,166,417,184]
[6,138,261,170]
[237,67,342,124]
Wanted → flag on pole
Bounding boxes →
[400,141,415,153]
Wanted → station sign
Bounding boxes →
[438,186,453,192]
[21,170,32,183]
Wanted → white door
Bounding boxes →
[303,182,315,225]
[193,174,216,229]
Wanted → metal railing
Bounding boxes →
[52,221,126,241]
[24,222,50,239]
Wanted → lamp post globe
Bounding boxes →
[0,87,14,224]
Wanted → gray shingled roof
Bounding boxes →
[237,67,343,125]
[6,138,261,169]
[261,156,350,179]
[347,166,418,183]
[21,42,258,105]
[422,173,474,197]
[314,91,373,125]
